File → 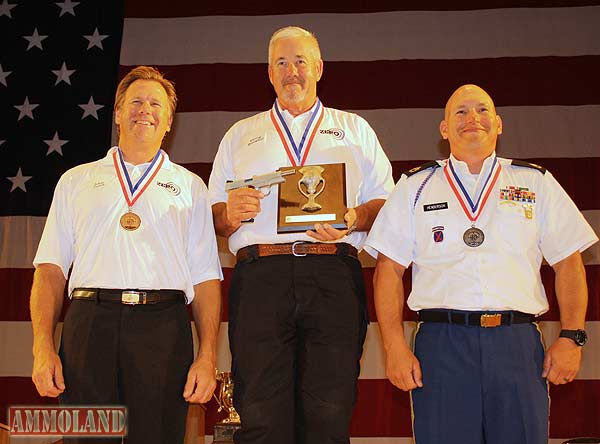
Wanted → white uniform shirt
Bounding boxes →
[365,153,598,315]
[208,101,394,254]
[34,147,223,302]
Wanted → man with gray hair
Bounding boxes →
[209,26,394,444]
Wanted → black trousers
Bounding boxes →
[228,254,368,444]
[59,299,193,444]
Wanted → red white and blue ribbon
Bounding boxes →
[270,99,324,166]
[443,156,501,222]
[113,148,165,208]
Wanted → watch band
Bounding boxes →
[559,329,587,346]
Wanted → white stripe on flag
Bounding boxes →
[120,7,600,65]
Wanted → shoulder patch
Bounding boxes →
[404,160,441,178]
[511,159,546,174]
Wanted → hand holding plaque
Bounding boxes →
[277,163,347,233]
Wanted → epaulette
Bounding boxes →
[511,159,546,174]
[403,160,441,178]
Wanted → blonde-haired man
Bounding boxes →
[31,66,222,443]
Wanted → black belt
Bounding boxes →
[236,242,358,262]
[71,288,186,305]
[418,310,536,328]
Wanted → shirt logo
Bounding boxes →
[248,135,264,146]
[432,226,444,243]
[423,202,448,212]
[156,181,181,196]
[319,128,345,140]
[500,185,535,203]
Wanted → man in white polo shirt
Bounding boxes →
[30,66,222,443]
[365,84,598,444]
[208,26,393,444]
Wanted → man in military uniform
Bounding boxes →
[365,84,597,444]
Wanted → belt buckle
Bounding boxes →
[121,291,147,305]
[291,241,307,257]
[480,313,502,327]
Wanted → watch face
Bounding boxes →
[575,330,588,346]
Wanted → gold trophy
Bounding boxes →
[298,166,326,212]
[213,371,241,443]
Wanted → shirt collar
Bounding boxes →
[102,146,173,170]
[276,98,320,127]
[449,151,496,179]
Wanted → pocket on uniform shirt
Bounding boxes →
[493,200,538,250]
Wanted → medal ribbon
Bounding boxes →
[113,148,165,208]
[444,157,501,222]
[270,99,324,166]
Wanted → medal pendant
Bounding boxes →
[463,226,484,247]
[523,204,533,219]
[120,211,141,231]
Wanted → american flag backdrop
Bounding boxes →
[1,1,599,442]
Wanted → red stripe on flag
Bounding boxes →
[180,157,600,212]
[124,1,600,17]
[120,57,600,112]
[2,377,597,437]
[3,265,599,322]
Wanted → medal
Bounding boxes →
[463,226,485,247]
[444,156,502,248]
[120,211,141,231]
[113,148,165,231]
[270,98,324,167]
[523,204,533,219]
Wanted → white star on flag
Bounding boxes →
[79,96,104,119]
[83,28,108,50]
[15,97,39,121]
[44,131,68,156]
[0,64,11,87]
[52,62,75,85]
[56,0,79,17]
[7,168,32,192]
[0,0,16,18]
[24,28,48,51]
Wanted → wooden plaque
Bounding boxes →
[277,163,347,233]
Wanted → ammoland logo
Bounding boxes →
[8,406,127,437]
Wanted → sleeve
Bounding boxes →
[363,175,415,267]
[538,170,598,265]
[356,115,395,203]
[187,178,224,284]
[32,173,75,279]
[208,126,236,206]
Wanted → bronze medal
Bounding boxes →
[120,211,141,231]
[463,226,484,247]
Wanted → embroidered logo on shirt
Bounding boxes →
[319,128,345,140]
[248,135,264,146]
[499,186,535,203]
[156,181,181,196]
[93,181,104,188]
[423,202,448,212]
[432,226,444,243]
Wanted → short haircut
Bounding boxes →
[114,66,177,118]
[268,26,322,64]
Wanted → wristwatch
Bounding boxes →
[559,329,587,346]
